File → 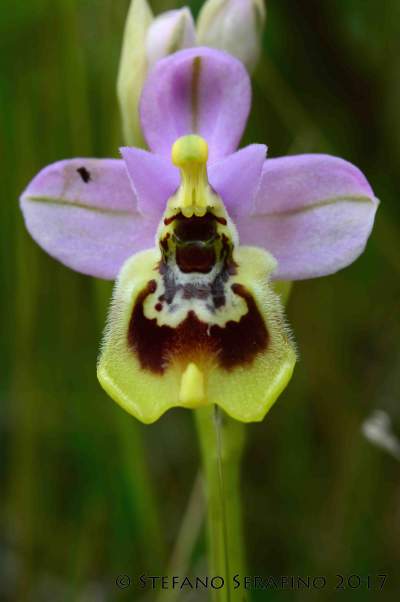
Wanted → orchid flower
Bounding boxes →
[20,48,378,424]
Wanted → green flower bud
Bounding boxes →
[117,0,153,147]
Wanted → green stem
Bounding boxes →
[158,472,205,602]
[195,406,247,602]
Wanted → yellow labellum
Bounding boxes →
[97,246,295,423]
[97,135,296,423]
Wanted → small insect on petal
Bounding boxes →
[97,136,296,423]
[76,166,91,182]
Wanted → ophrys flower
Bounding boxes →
[20,48,378,423]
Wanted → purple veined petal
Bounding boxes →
[208,144,267,216]
[20,158,158,279]
[121,147,179,216]
[140,47,251,162]
[238,154,379,280]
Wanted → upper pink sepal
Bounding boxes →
[140,47,251,163]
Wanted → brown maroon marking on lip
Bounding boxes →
[164,212,226,230]
[176,244,216,273]
[164,214,178,226]
[213,284,269,369]
[157,232,237,307]
[174,213,217,243]
[160,233,170,253]
[128,279,169,374]
[155,303,163,312]
[128,281,268,374]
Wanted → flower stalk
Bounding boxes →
[195,406,247,601]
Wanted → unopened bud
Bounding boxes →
[117,0,153,146]
[197,0,266,72]
[146,8,196,70]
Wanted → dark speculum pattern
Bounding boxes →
[173,213,217,243]
[128,211,269,373]
[158,213,237,307]
[173,213,217,273]
[175,245,216,273]
[128,281,269,374]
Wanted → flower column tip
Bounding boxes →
[171,135,216,217]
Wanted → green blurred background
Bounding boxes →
[1,0,399,600]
